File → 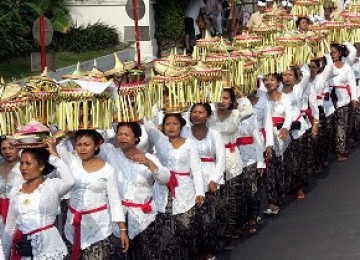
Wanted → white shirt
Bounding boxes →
[266,93,293,156]
[253,95,273,149]
[57,143,125,250]
[185,0,206,35]
[351,57,360,97]
[2,156,74,259]
[0,162,24,199]
[279,64,311,139]
[208,97,253,180]
[98,143,169,239]
[237,114,265,168]
[144,121,205,215]
[182,127,226,191]
[329,62,358,108]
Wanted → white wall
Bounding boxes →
[65,0,157,60]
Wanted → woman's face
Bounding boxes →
[1,140,18,163]
[190,105,209,125]
[164,116,182,138]
[330,47,341,62]
[264,75,279,91]
[218,91,232,110]
[309,61,320,78]
[75,136,98,161]
[20,152,43,181]
[282,69,297,87]
[298,19,308,32]
[117,126,137,151]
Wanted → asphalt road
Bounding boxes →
[217,147,360,260]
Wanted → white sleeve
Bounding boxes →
[343,42,357,66]
[282,95,293,130]
[320,54,334,81]
[49,155,75,196]
[265,100,274,147]
[348,66,358,101]
[56,140,76,165]
[1,199,17,258]
[299,63,311,91]
[145,154,170,185]
[189,143,205,197]
[235,97,253,123]
[309,85,320,121]
[0,239,5,260]
[107,167,125,223]
[211,131,226,184]
[252,119,265,168]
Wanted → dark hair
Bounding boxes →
[222,88,237,110]
[282,67,300,82]
[330,43,346,58]
[0,137,16,157]
[75,130,103,155]
[296,17,309,28]
[116,122,142,144]
[21,148,55,175]
[265,73,282,82]
[190,102,212,117]
[310,57,325,74]
[162,113,187,130]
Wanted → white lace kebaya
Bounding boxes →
[144,121,205,215]
[181,127,226,191]
[98,143,170,239]
[1,156,74,259]
[56,142,125,250]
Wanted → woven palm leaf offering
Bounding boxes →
[153,59,189,77]
[12,120,50,149]
[209,37,235,54]
[292,0,321,17]
[190,60,224,103]
[114,80,151,122]
[25,67,58,124]
[205,54,242,91]
[347,0,360,12]
[276,32,308,69]
[56,79,114,131]
[255,46,286,74]
[305,34,326,59]
[251,23,278,45]
[342,21,360,43]
[194,30,221,59]
[322,21,348,43]
[234,33,262,48]
[83,60,108,82]
[0,79,29,135]
[104,53,136,84]
[278,14,297,31]
[152,74,191,114]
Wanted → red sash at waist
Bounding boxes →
[260,128,266,144]
[272,117,285,127]
[0,198,9,224]
[225,142,237,153]
[200,157,215,162]
[317,92,330,100]
[69,205,108,260]
[168,171,191,197]
[122,199,152,213]
[301,108,314,124]
[11,224,55,260]
[236,136,254,145]
[331,85,351,99]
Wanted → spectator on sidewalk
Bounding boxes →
[246,1,266,31]
[185,0,207,55]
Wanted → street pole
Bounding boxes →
[132,0,141,66]
[39,15,47,71]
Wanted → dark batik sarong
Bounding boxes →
[334,105,350,155]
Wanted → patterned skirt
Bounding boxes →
[156,196,198,260]
[350,106,360,143]
[264,153,285,205]
[283,134,308,193]
[239,163,259,223]
[223,174,243,239]
[109,221,159,260]
[196,189,227,256]
[313,113,327,170]
[64,236,115,260]
[334,105,350,155]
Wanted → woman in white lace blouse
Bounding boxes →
[0,138,24,232]
[97,122,170,259]
[144,113,205,259]
[56,130,129,260]
[2,140,74,259]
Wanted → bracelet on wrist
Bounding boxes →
[119,228,127,231]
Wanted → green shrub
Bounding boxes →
[154,0,189,52]
[54,22,120,52]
